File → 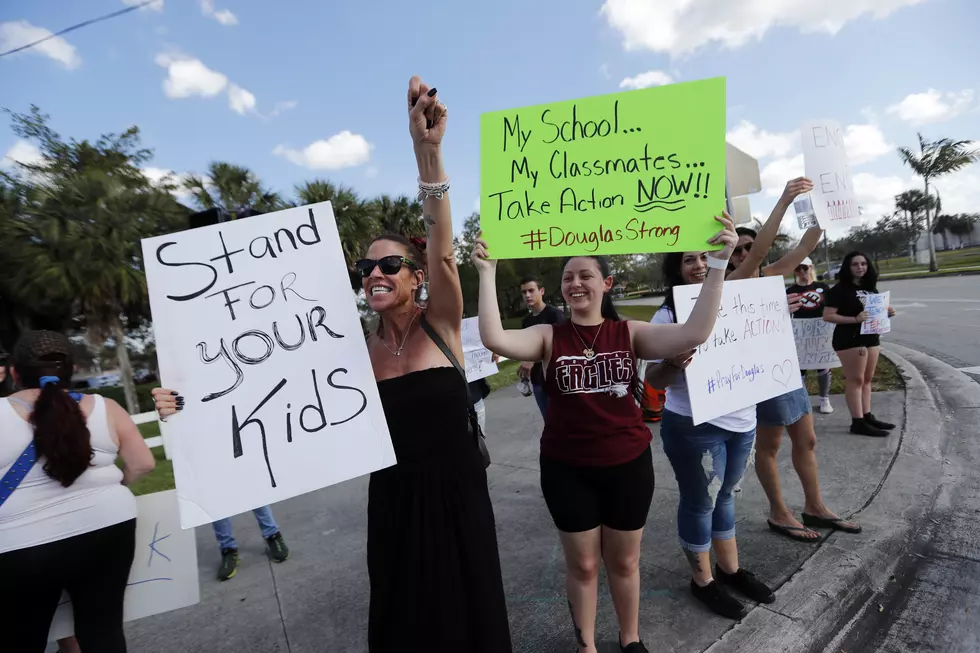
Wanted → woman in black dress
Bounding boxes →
[152,76,512,651]
[823,251,896,437]
[358,76,511,652]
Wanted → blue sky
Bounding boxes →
[2,0,978,238]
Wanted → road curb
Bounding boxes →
[705,346,950,653]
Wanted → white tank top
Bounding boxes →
[0,394,138,553]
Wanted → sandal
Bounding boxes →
[767,519,821,542]
[801,513,862,534]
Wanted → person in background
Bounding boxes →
[0,330,155,653]
[755,256,861,542]
[518,275,565,417]
[787,257,833,414]
[475,213,737,653]
[152,388,290,581]
[468,353,500,433]
[0,353,13,398]
[823,251,897,437]
[646,252,775,620]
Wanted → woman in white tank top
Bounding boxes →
[0,331,155,653]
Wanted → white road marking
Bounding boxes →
[958,366,980,374]
[890,303,927,308]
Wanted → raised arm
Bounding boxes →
[728,177,813,280]
[631,213,738,360]
[471,233,551,362]
[762,227,824,277]
[407,76,462,333]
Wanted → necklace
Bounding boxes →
[570,320,604,360]
[380,310,419,356]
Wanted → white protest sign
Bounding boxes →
[802,120,860,228]
[674,277,803,425]
[462,317,499,382]
[793,318,841,370]
[142,202,396,529]
[49,491,199,640]
[860,291,891,335]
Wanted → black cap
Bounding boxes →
[12,331,73,368]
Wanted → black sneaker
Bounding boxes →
[265,532,289,563]
[715,565,775,604]
[851,418,889,437]
[217,548,239,581]
[690,579,747,619]
[620,635,649,652]
[865,413,895,430]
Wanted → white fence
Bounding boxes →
[135,411,171,460]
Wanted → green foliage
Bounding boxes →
[84,381,160,413]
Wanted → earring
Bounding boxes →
[416,282,429,303]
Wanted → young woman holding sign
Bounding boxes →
[824,251,896,438]
[153,77,513,652]
[472,213,737,653]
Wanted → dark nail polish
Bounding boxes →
[177,406,183,411]
[426,87,437,97]
[426,119,433,129]
[170,391,179,396]
[411,94,418,107]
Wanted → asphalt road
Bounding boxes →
[879,276,980,372]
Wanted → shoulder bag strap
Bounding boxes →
[0,399,39,509]
[419,316,471,396]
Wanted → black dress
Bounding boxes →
[367,367,513,652]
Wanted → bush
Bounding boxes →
[84,382,160,414]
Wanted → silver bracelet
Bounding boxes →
[417,176,450,202]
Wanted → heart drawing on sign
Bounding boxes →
[772,359,795,387]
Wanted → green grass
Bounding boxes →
[616,305,658,322]
[874,248,980,274]
[803,354,903,394]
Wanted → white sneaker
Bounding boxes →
[819,397,834,414]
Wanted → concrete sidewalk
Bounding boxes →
[113,383,908,653]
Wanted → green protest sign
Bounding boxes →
[479,77,726,259]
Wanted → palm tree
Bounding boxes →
[295,179,375,288]
[893,189,931,262]
[369,194,425,238]
[898,134,979,271]
[184,162,283,218]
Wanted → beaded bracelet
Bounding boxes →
[417,176,450,202]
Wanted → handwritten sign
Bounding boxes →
[49,491,199,640]
[802,120,859,228]
[793,318,841,369]
[860,291,891,335]
[480,78,726,259]
[142,202,396,529]
[462,317,498,382]
[674,277,803,425]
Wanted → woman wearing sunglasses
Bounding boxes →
[472,213,737,652]
[152,77,512,652]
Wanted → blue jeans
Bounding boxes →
[660,410,756,552]
[532,383,548,418]
[211,505,279,551]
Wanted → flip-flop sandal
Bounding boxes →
[767,519,821,542]
[801,513,863,534]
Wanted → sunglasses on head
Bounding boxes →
[355,255,419,278]
[733,242,752,256]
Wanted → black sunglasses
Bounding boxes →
[355,255,419,278]
[733,242,753,256]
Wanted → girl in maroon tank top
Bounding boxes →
[470,216,737,653]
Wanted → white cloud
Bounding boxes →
[227,84,256,114]
[619,70,674,90]
[123,0,164,11]
[932,167,980,216]
[155,52,228,98]
[273,132,373,170]
[0,20,81,69]
[727,120,795,159]
[760,154,806,197]
[267,100,298,118]
[599,64,611,80]
[852,171,909,219]
[887,89,975,125]
[601,0,930,56]
[200,0,238,25]
[1,140,43,169]
[843,123,891,165]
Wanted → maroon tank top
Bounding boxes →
[541,319,651,466]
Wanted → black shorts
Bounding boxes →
[832,326,880,351]
[540,446,654,533]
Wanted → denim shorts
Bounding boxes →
[756,386,811,427]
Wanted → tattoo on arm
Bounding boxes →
[423,213,436,237]
[684,549,704,574]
